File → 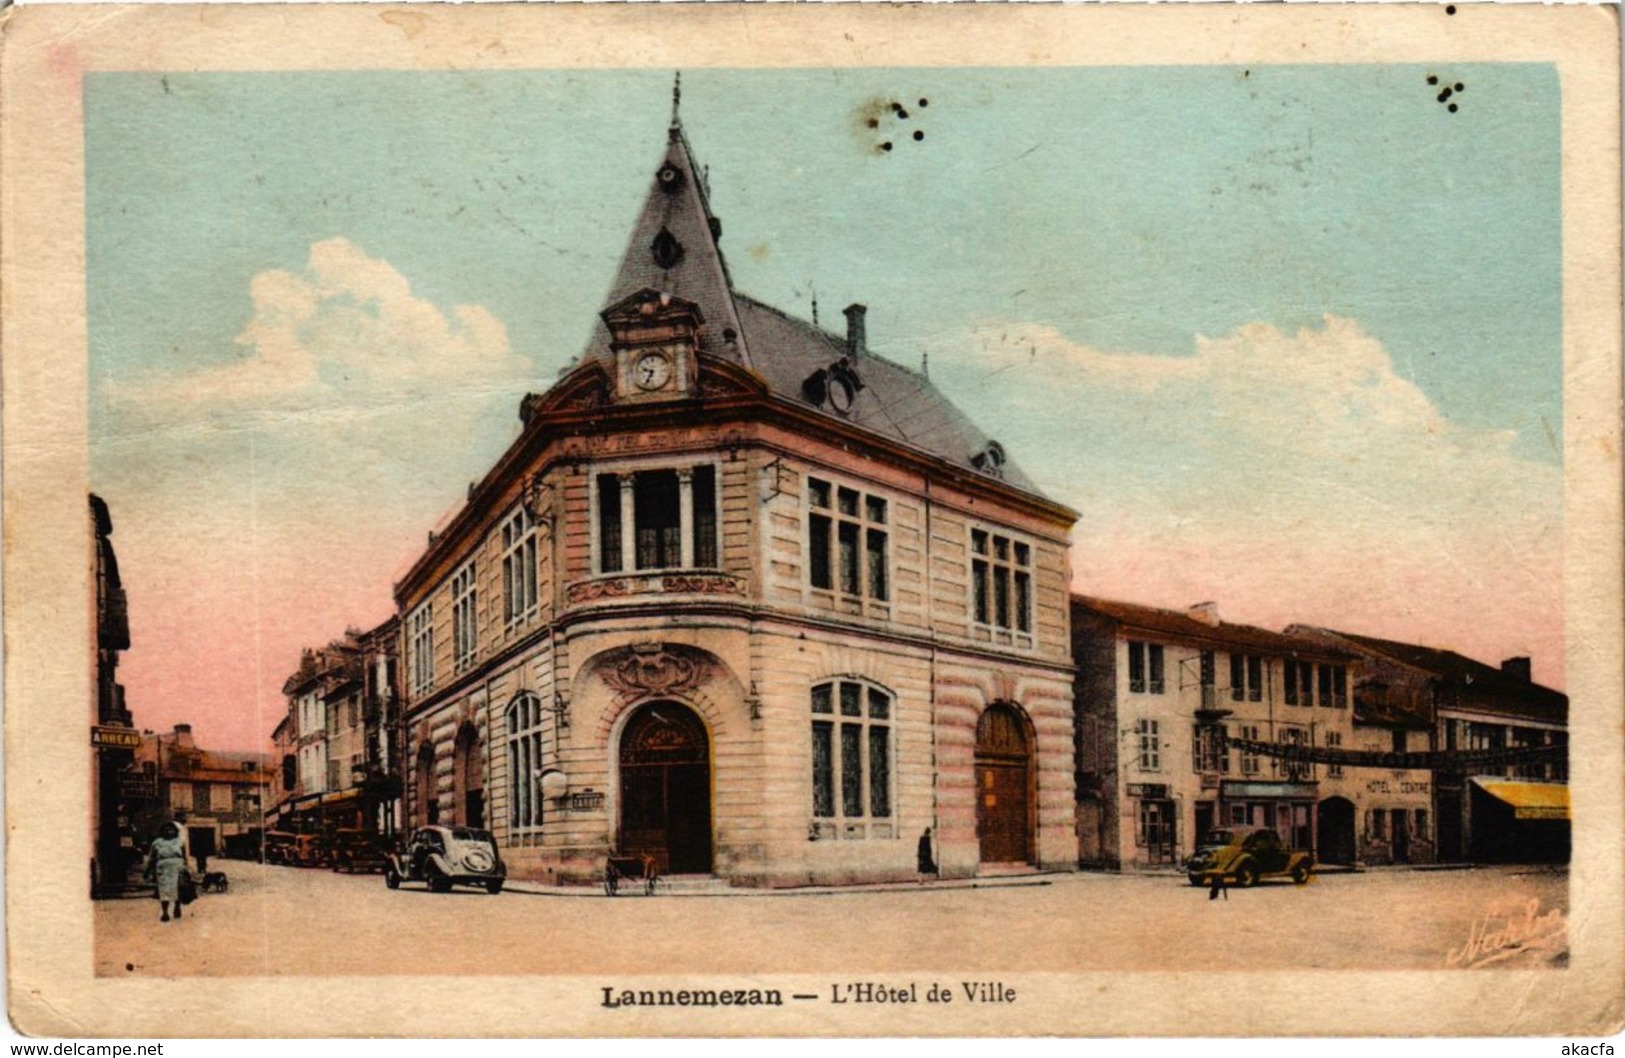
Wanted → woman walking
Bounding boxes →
[145,821,188,922]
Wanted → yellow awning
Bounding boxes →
[1473,779,1570,821]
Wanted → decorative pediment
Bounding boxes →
[521,363,611,421]
[601,288,705,348]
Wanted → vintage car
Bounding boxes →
[384,826,505,894]
[331,828,390,874]
[1186,826,1314,887]
[261,831,298,867]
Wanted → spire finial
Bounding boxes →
[811,282,819,328]
[671,71,682,129]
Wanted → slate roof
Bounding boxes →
[577,120,1048,502]
[1072,595,1352,662]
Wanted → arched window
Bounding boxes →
[507,694,545,834]
[810,679,893,831]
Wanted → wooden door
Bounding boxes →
[975,704,1033,864]
[619,702,712,875]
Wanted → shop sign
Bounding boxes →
[91,726,143,750]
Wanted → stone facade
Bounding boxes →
[394,117,1078,887]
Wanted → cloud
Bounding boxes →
[936,316,1564,684]
[106,237,531,425]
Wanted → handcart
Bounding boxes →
[604,852,658,896]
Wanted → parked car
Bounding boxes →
[262,831,298,866]
[1186,826,1314,887]
[332,828,390,874]
[385,826,505,894]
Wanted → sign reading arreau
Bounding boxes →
[90,725,142,750]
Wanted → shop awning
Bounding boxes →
[1472,779,1571,820]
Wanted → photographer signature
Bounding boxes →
[1446,896,1567,969]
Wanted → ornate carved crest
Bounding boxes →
[597,643,715,703]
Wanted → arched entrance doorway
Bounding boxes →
[1317,796,1356,866]
[415,743,439,826]
[453,723,485,830]
[975,703,1033,864]
[618,701,712,875]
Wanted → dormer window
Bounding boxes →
[971,441,1006,477]
[595,464,718,574]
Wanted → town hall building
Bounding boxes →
[392,106,1080,887]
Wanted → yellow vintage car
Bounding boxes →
[1185,826,1314,887]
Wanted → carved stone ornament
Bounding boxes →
[522,474,553,522]
[597,643,715,703]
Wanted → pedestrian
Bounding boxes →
[916,827,938,884]
[1208,872,1228,901]
[144,821,189,922]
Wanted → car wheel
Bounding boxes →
[1235,864,1258,888]
[384,866,400,890]
[1291,864,1310,885]
[486,880,504,895]
[427,865,452,893]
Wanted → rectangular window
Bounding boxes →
[1371,810,1387,840]
[1247,656,1263,702]
[211,782,233,812]
[1230,653,1245,702]
[502,508,538,625]
[1325,732,1344,777]
[408,604,434,696]
[811,681,893,826]
[808,477,889,602]
[596,466,720,574]
[1415,809,1428,838]
[1285,661,1300,705]
[1128,641,1146,694]
[812,722,834,817]
[691,465,718,568]
[1200,651,1216,708]
[840,723,863,818]
[1392,730,1407,754]
[597,474,623,574]
[970,526,1033,633]
[1137,718,1160,771]
[1317,664,1333,707]
[1333,665,1348,708]
[451,563,477,674]
[1239,724,1261,775]
[634,469,681,570]
[191,782,210,813]
[1148,644,1165,694]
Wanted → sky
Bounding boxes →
[86,66,1564,751]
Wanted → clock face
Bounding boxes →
[634,352,673,391]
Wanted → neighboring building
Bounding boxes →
[358,616,404,840]
[393,109,1079,887]
[90,494,140,896]
[1289,627,1569,864]
[1071,596,1376,870]
[134,724,273,861]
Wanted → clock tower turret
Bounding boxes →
[602,288,703,403]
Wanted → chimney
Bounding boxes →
[1500,656,1532,682]
[172,723,195,749]
[843,303,867,357]
[1187,602,1221,627]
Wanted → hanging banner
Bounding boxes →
[1222,736,1564,772]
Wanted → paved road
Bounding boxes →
[97,861,1568,977]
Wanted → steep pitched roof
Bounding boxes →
[1298,627,1567,725]
[574,121,1049,502]
[583,121,750,371]
[1072,595,1352,662]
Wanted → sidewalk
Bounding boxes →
[503,869,1072,899]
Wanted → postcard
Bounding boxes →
[4,1,1621,1039]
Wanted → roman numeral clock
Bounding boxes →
[602,287,703,404]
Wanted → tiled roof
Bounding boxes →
[1072,595,1353,661]
[1305,628,1567,725]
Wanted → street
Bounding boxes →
[96,861,1568,977]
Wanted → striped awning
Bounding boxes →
[1472,778,1571,820]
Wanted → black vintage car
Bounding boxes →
[384,826,505,894]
